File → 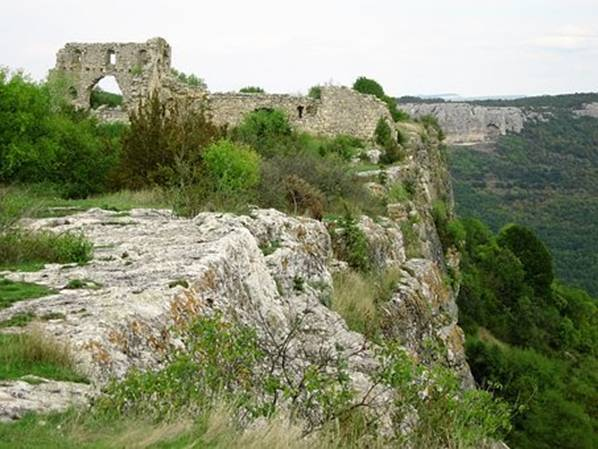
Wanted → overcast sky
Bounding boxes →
[2,0,597,97]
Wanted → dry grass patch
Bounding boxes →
[332,268,401,339]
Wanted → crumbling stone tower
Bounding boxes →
[54,37,172,110]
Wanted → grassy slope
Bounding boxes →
[449,109,598,295]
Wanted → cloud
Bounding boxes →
[531,26,598,51]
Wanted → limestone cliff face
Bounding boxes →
[0,126,473,423]
[399,102,526,145]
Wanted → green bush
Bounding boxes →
[308,85,322,99]
[239,86,265,93]
[317,134,363,161]
[353,77,386,99]
[232,109,293,157]
[375,118,403,164]
[203,139,261,193]
[352,76,408,122]
[334,213,371,272]
[0,70,124,198]
[258,151,381,217]
[420,115,445,141]
[387,183,411,202]
[171,68,206,88]
[432,200,465,251]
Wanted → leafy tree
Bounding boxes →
[90,88,122,109]
[497,224,554,296]
[117,92,222,189]
[0,69,123,197]
[457,218,598,449]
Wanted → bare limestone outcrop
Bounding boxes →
[0,202,471,421]
[398,102,526,145]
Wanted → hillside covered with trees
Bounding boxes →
[449,100,598,296]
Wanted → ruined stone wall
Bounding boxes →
[304,86,392,140]
[207,92,319,128]
[208,86,393,141]
[54,38,173,110]
[54,38,393,141]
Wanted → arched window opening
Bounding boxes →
[90,76,123,109]
[297,105,304,119]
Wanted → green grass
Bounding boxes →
[1,185,170,217]
[0,261,45,272]
[331,269,401,340]
[0,412,197,449]
[0,230,93,268]
[0,331,86,382]
[0,278,56,309]
[0,312,36,328]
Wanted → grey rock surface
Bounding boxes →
[0,377,94,422]
[399,102,526,144]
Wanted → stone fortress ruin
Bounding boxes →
[54,38,393,141]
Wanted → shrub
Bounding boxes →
[334,213,371,272]
[432,200,465,251]
[353,77,386,99]
[308,85,322,100]
[316,134,363,161]
[117,92,222,189]
[258,151,380,217]
[239,86,265,94]
[420,114,445,141]
[352,76,408,122]
[375,118,403,164]
[387,183,411,202]
[232,109,293,156]
[171,68,206,88]
[203,139,261,193]
[284,175,325,220]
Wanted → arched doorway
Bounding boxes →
[90,75,123,109]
